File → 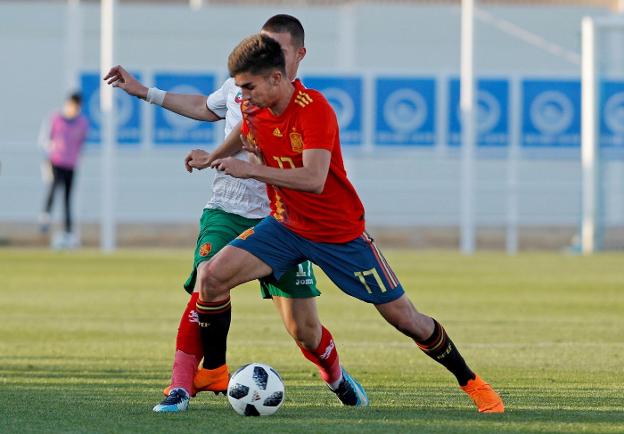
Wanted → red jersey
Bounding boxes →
[241,79,365,243]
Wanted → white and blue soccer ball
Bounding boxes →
[227,363,285,416]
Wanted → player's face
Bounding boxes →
[235,71,282,108]
[63,100,80,118]
[260,30,306,82]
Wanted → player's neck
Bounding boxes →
[268,81,295,117]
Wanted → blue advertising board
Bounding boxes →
[600,80,624,150]
[375,78,436,146]
[521,79,580,148]
[80,72,142,145]
[153,73,217,145]
[302,76,362,145]
[448,78,509,147]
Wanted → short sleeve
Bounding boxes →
[300,95,338,152]
[206,78,232,119]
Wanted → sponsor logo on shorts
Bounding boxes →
[295,278,314,285]
[199,242,212,257]
[237,228,254,240]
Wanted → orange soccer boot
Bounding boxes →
[163,364,230,397]
[193,364,230,396]
[461,375,505,413]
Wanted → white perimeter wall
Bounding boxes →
[1,2,623,229]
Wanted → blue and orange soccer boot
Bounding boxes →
[153,388,190,413]
[461,375,505,413]
[332,367,369,407]
[192,364,230,396]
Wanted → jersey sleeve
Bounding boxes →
[206,78,232,119]
[300,96,338,152]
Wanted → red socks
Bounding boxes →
[170,292,202,393]
[175,292,203,359]
[298,326,342,386]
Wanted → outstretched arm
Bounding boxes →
[103,65,220,122]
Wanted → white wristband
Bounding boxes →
[146,87,166,106]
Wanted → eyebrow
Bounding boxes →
[236,81,253,89]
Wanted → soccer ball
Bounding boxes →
[227,363,285,416]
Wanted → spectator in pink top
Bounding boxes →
[40,92,89,242]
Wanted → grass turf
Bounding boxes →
[0,248,623,433]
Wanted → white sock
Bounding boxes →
[328,373,343,391]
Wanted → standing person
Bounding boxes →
[185,33,505,413]
[39,92,89,249]
[104,15,367,413]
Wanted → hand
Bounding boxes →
[210,157,253,179]
[240,133,262,159]
[103,65,148,99]
[185,149,211,172]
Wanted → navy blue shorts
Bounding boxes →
[229,217,405,304]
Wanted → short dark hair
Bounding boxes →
[228,34,286,77]
[68,92,82,106]
[261,14,305,48]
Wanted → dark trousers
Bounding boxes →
[44,163,75,233]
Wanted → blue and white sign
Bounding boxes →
[600,80,624,149]
[154,73,217,145]
[375,78,436,146]
[522,79,580,148]
[448,78,509,147]
[302,76,362,145]
[81,72,142,145]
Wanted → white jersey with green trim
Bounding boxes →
[204,78,270,219]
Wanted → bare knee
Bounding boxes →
[286,317,321,350]
[196,261,230,302]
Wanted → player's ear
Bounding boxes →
[271,70,282,86]
[296,47,307,62]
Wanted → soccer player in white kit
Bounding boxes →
[104,15,367,413]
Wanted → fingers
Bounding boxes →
[103,65,130,87]
[102,66,119,81]
[240,134,260,156]
[185,149,213,172]
[210,158,223,170]
[103,65,122,81]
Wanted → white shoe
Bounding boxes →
[51,232,79,250]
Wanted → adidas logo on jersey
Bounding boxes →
[273,128,283,137]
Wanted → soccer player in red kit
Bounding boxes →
[186,34,505,413]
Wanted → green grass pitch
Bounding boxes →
[1,248,623,433]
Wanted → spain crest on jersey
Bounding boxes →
[289,131,303,153]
